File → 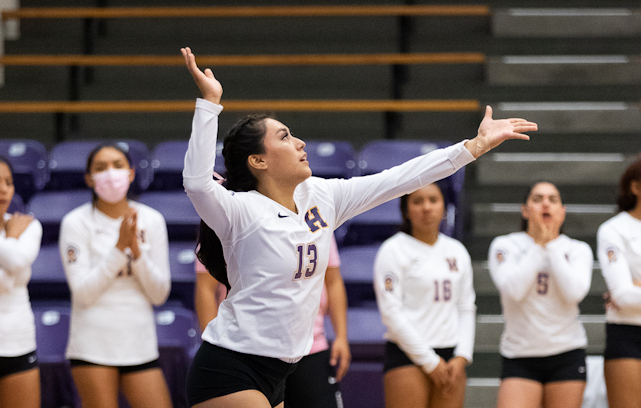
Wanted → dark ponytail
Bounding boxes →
[195,114,271,291]
[617,159,641,212]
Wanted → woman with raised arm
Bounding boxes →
[180,46,537,408]
[374,182,476,408]
[0,157,42,408]
[58,144,172,408]
[597,159,641,408]
[489,182,593,408]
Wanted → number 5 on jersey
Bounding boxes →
[293,243,318,280]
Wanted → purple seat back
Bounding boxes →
[305,141,356,179]
[8,194,25,213]
[33,305,71,364]
[0,140,48,201]
[28,190,92,243]
[138,191,200,240]
[151,141,224,190]
[155,307,201,359]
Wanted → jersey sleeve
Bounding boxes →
[130,210,171,306]
[183,99,256,242]
[0,218,42,292]
[488,235,545,302]
[598,221,641,311]
[0,218,42,276]
[547,238,593,304]
[59,212,129,308]
[328,143,474,228]
[373,242,441,373]
[454,246,476,363]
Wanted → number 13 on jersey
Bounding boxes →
[293,243,318,280]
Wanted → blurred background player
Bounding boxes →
[59,144,172,408]
[374,183,476,408]
[0,156,43,408]
[597,159,641,408]
[489,182,593,408]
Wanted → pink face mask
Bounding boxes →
[92,168,132,204]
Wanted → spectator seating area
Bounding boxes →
[2,1,640,407]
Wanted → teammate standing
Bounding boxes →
[374,183,476,408]
[59,144,172,408]
[0,157,42,408]
[181,46,536,408]
[489,182,593,408]
[597,159,641,408]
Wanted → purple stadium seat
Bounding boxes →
[138,191,200,241]
[28,190,92,244]
[337,244,381,307]
[33,305,70,364]
[0,140,48,202]
[8,193,25,213]
[29,244,68,301]
[168,241,197,309]
[305,141,356,179]
[324,307,386,361]
[47,140,152,192]
[151,141,225,190]
[155,306,201,408]
[340,362,385,408]
[343,198,402,246]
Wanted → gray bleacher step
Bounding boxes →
[493,8,641,38]
[472,261,607,296]
[472,203,616,237]
[487,55,641,86]
[465,379,499,408]
[476,153,636,185]
[475,314,605,354]
[493,102,641,133]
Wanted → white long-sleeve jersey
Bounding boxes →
[183,99,475,361]
[374,232,476,373]
[489,232,592,358]
[59,202,171,365]
[0,214,42,357]
[598,212,641,325]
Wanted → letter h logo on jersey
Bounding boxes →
[304,206,328,233]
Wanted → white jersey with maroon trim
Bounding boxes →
[489,232,592,358]
[374,232,476,373]
[59,201,170,365]
[598,211,641,326]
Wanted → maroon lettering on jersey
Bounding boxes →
[446,258,458,272]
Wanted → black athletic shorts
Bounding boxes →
[186,341,297,407]
[284,348,342,408]
[501,348,587,383]
[383,341,455,373]
[0,350,38,379]
[69,358,160,374]
[604,323,641,360]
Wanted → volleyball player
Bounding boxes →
[58,144,172,408]
[489,182,593,408]
[374,183,476,408]
[597,159,641,408]
[0,157,42,408]
[180,46,537,408]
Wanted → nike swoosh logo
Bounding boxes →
[278,212,289,218]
